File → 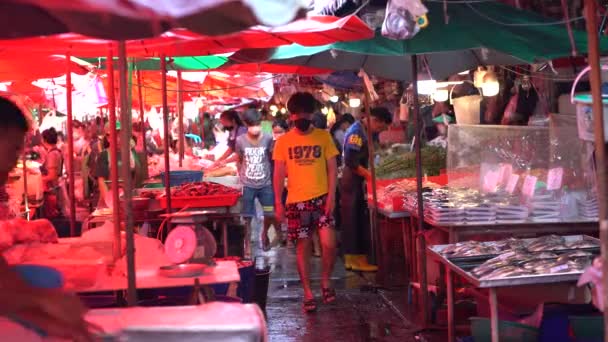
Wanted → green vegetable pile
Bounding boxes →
[376,145,447,179]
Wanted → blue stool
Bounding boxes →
[10,264,64,337]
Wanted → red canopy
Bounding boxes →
[0,16,373,58]
[2,0,307,39]
[0,55,89,82]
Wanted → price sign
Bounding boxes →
[547,167,564,191]
[506,174,520,194]
[522,175,538,199]
[480,163,500,193]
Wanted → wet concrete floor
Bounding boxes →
[251,220,445,342]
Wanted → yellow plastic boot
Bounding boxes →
[344,254,356,270]
[350,255,378,272]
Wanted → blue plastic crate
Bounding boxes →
[160,170,203,187]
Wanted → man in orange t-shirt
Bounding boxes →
[273,92,338,313]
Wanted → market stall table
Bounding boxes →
[0,302,266,342]
[375,208,414,286]
[428,237,598,342]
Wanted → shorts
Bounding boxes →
[242,185,275,217]
[286,194,335,241]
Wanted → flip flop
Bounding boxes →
[302,298,317,313]
[322,288,336,304]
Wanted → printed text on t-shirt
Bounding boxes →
[288,145,322,165]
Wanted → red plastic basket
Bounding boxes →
[158,193,240,209]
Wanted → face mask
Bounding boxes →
[272,132,284,141]
[294,119,312,132]
[223,126,234,132]
[248,126,261,136]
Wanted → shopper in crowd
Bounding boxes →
[40,128,64,218]
[236,109,280,254]
[212,110,247,167]
[0,97,92,341]
[271,118,289,142]
[94,121,137,208]
[330,113,356,158]
[202,112,217,149]
[341,107,392,272]
[273,92,339,312]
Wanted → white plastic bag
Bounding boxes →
[381,0,427,40]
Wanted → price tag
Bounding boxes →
[480,163,500,193]
[499,163,513,186]
[506,174,520,194]
[522,175,538,198]
[546,167,564,191]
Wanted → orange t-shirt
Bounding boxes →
[273,128,339,204]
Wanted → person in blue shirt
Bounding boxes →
[340,107,392,272]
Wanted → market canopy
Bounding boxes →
[0,15,373,58]
[250,1,608,80]
[84,56,230,71]
[1,0,308,39]
[0,55,91,81]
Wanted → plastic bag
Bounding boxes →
[381,0,427,40]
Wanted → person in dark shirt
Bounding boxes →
[212,110,247,167]
[340,107,392,272]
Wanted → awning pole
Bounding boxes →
[136,68,148,179]
[118,41,137,306]
[107,46,121,262]
[66,55,76,236]
[584,0,608,333]
[411,54,430,325]
[177,70,184,167]
[362,83,378,265]
[161,56,172,214]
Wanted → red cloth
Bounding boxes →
[0,185,13,220]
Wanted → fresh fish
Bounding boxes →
[522,259,556,272]
[557,251,592,263]
[532,252,559,260]
[568,258,591,272]
[527,242,567,252]
[567,239,599,249]
[481,266,534,279]
[527,235,565,251]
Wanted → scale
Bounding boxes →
[160,224,217,278]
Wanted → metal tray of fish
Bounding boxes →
[429,245,598,288]
[432,235,600,263]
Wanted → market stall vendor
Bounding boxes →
[211,110,247,168]
[40,128,64,219]
[340,107,392,272]
[0,97,92,341]
[427,112,455,149]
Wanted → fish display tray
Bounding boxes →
[429,235,599,288]
[434,235,600,264]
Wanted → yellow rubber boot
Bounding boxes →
[344,254,355,270]
[350,255,378,272]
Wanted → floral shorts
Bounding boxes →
[286,194,335,241]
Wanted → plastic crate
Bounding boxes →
[470,317,539,342]
[158,193,240,209]
[569,316,604,342]
[160,171,203,187]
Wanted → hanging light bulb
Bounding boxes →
[269,104,278,112]
[321,107,329,115]
[349,98,361,108]
[432,89,449,102]
[280,107,287,114]
[481,67,500,97]
[417,80,437,95]
[473,67,487,88]
[330,95,339,103]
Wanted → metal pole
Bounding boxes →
[177,70,184,167]
[23,154,29,221]
[161,56,172,213]
[362,89,378,265]
[107,46,121,262]
[66,56,76,236]
[411,54,430,324]
[136,68,148,179]
[117,41,137,307]
[584,1,608,337]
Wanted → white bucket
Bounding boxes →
[453,95,482,125]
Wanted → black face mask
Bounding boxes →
[223,126,234,132]
[294,119,312,132]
